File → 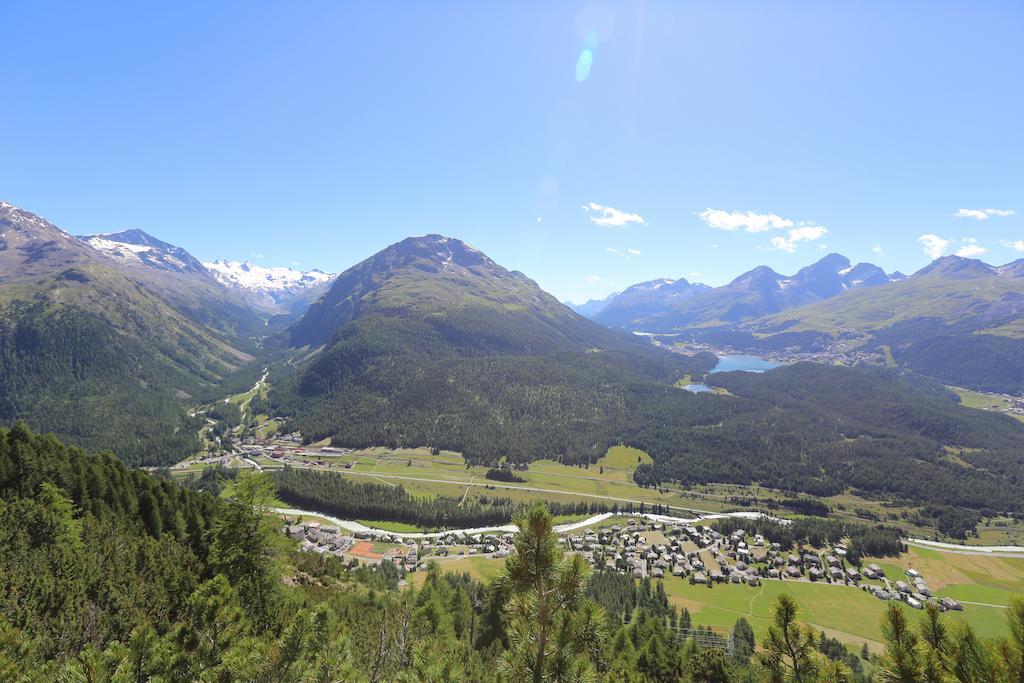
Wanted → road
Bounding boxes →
[905,539,1024,558]
[271,508,775,540]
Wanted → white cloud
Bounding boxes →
[626,248,642,256]
[586,275,600,284]
[955,244,987,257]
[605,247,619,254]
[688,272,701,279]
[536,217,542,223]
[872,244,884,257]
[955,238,987,257]
[769,225,828,253]
[918,234,950,259]
[582,202,645,227]
[1001,239,1024,252]
[956,208,1015,220]
[699,208,794,233]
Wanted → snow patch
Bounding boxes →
[204,260,335,294]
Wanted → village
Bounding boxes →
[172,427,357,473]
[281,513,964,615]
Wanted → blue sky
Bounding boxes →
[2,1,1021,303]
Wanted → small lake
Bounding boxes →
[681,383,714,393]
[710,354,782,374]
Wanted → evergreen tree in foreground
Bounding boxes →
[498,504,607,682]
[756,594,819,682]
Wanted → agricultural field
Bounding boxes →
[869,545,1024,621]
[408,556,506,587]
[972,517,1024,547]
[950,386,1024,423]
[181,439,987,542]
[412,544,1023,653]
[320,444,726,515]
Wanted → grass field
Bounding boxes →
[187,442,981,542]
[408,556,506,587]
[950,386,1024,422]
[316,445,724,516]
[355,519,421,533]
[869,546,1024,597]
[412,553,1018,652]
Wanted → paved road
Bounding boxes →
[271,507,781,540]
[906,539,1024,558]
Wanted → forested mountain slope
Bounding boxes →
[271,236,1023,516]
[630,363,1024,516]
[753,255,1024,393]
[273,234,714,462]
[289,234,636,352]
[0,202,262,464]
[0,424,500,680]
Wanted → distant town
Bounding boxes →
[283,512,964,615]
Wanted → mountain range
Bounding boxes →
[266,232,1024,517]
[566,251,1024,394]
[571,253,904,330]
[3,199,1024,505]
[81,228,334,314]
[204,260,335,314]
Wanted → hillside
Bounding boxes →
[273,235,712,462]
[593,253,899,330]
[629,362,1024,516]
[0,202,262,464]
[269,236,1024,517]
[5,424,1024,680]
[753,255,1024,393]
[289,234,632,352]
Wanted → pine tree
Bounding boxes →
[879,603,922,682]
[733,616,756,664]
[1008,597,1024,683]
[919,602,949,682]
[207,471,287,628]
[497,505,606,682]
[757,594,819,682]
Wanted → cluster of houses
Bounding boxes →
[560,520,769,587]
[559,517,966,613]
[866,566,962,611]
[282,519,516,574]
[285,521,355,556]
[178,429,362,472]
[281,514,965,615]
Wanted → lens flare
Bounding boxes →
[575,31,598,82]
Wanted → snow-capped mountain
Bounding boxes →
[80,229,208,276]
[204,260,336,314]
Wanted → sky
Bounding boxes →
[1,1,1022,303]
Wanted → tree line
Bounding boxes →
[2,425,1024,681]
